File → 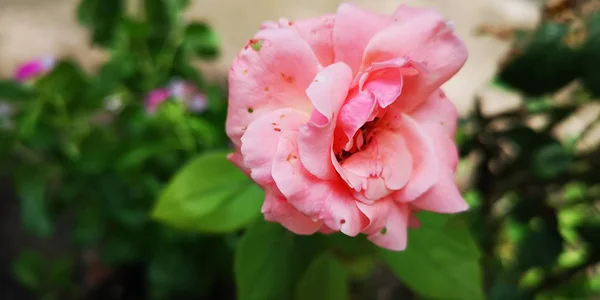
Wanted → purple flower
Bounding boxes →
[14,57,55,82]
[146,80,209,115]
[167,79,209,114]
[145,88,171,114]
[168,80,195,101]
[188,94,208,113]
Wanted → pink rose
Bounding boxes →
[226,3,468,250]
[14,57,55,83]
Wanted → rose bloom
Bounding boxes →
[226,3,468,250]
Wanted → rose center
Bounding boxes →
[335,117,381,163]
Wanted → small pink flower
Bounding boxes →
[145,88,171,114]
[226,3,468,250]
[168,80,196,101]
[14,57,55,82]
[167,80,209,113]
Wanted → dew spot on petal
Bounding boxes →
[247,107,254,113]
[274,128,281,132]
[242,69,249,75]
[280,114,286,119]
[340,219,346,225]
[380,227,387,235]
[264,86,270,92]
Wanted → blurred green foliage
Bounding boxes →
[467,1,600,292]
[1,0,229,299]
[499,2,600,97]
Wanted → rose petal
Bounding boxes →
[339,131,412,201]
[356,199,392,236]
[262,186,322,234]
[227,151,250,177]
[408,213,421,228]
[386,113,439,202]
[227,28,320,146]
[333,3,392,75]
[241,108,308,185]
[411,170,468,213]
[361,7,467,111]
[337,90,378,150]
[319,226,337,234]
[363,7,467,84]
[367,202,409,251]
[272,131,367,236]
[293,15,336,66]
[410,89,458,138]
[297,62,353,180]
[426,122,461,175]
[407,110,465,213]
[361,66,404,109]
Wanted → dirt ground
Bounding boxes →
[0,0,542,113]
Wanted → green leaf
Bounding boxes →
[148,234,231,299]
[35,60,88,105]
[582,12,600,97]
[183,23,220,60]
[16,174,53,238]
[525,97,553,113]
[101,233,140,265]
[489,280,529,300]
[144,0,188,38]
[531,143,573,179]
[77,0,124,46]
[186,117,219,147]
[500,126,557,167]
[536,271,600,299]
[46,257,74,290]
[380,213,485,300]
[152,150,261,233]
[187,184,263,233]
[0,80,35,101]
[498,22,582,96]
[575,221,600,252]
[73,202,105,246]
[295,252,350,300]
[116,144,172,171]
[235,221,294,300]
[12,250,45,291]
[516,218,563,270]
[87,54,136,101]
[322,233,376,258]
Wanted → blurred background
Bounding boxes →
[0,0,543,113]
[1,0,599,299]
